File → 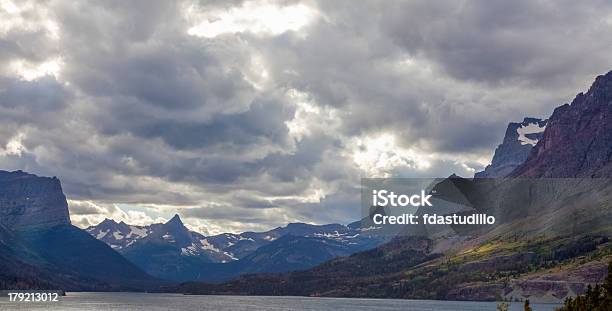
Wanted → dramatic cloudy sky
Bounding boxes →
[2,0,612,234]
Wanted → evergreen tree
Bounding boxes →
[556,261,612,311]
[602,261,612,309]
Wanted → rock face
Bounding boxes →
[511,71,612,177]
[448,260,609,303]
[0,170,157,290]
[0,170,70,230]
[503,261,609,303]
[475,118,547,178]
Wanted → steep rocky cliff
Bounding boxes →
[475,118,547,178]
[0,170,70,230]
[0,170,158,290]
[511,71,612,177]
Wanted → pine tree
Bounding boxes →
[556,261,612,311]
[602,261,612,310]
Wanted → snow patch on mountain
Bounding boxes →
[128,226,148,238]
[224,251,238,261]
[517,122,546,146]
[96,229,109,239]
[200,239,221,252]
[162,234,175,242]
[475,117,548,178]
[181,245,199,256]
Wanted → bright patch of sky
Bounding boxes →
[0,133,27,156]
[351,133,432,178]
[9,58,63,81]
[187,1,319,38]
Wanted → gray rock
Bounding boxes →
[0,170,70,230]
[511,70,612,178]
[475,117,547,178]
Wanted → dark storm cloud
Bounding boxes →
[54,1,261,131]
[371,0,612,85]
[2,0,612,232]
[0,77,68,111]
[129,96,294,151]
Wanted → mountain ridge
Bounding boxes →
[510,70,612,177]
[475,117,547,178]
[86,214,385,282]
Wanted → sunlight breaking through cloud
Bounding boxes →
[187,1,318,38]
[351,133,432,177]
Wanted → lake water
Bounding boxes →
[0,292,562,311]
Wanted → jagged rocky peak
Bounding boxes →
[167,214,183,225]
[0,170,71,230]
[157,214,194,245]
[164,214,190,233]
[511,70,612,177]
[86,217,151,251]
[475,117,547,178]
[99,218,118,226]
[91,218,129,233]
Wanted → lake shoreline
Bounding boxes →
[1,292,562,311]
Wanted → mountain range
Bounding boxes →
[176,71,612,302]
[86,213,384,282]
[1,71,611,302]
[0,169,385,287]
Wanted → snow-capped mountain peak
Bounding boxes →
[85,218,151,250]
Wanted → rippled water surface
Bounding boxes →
[0,292,562,311]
